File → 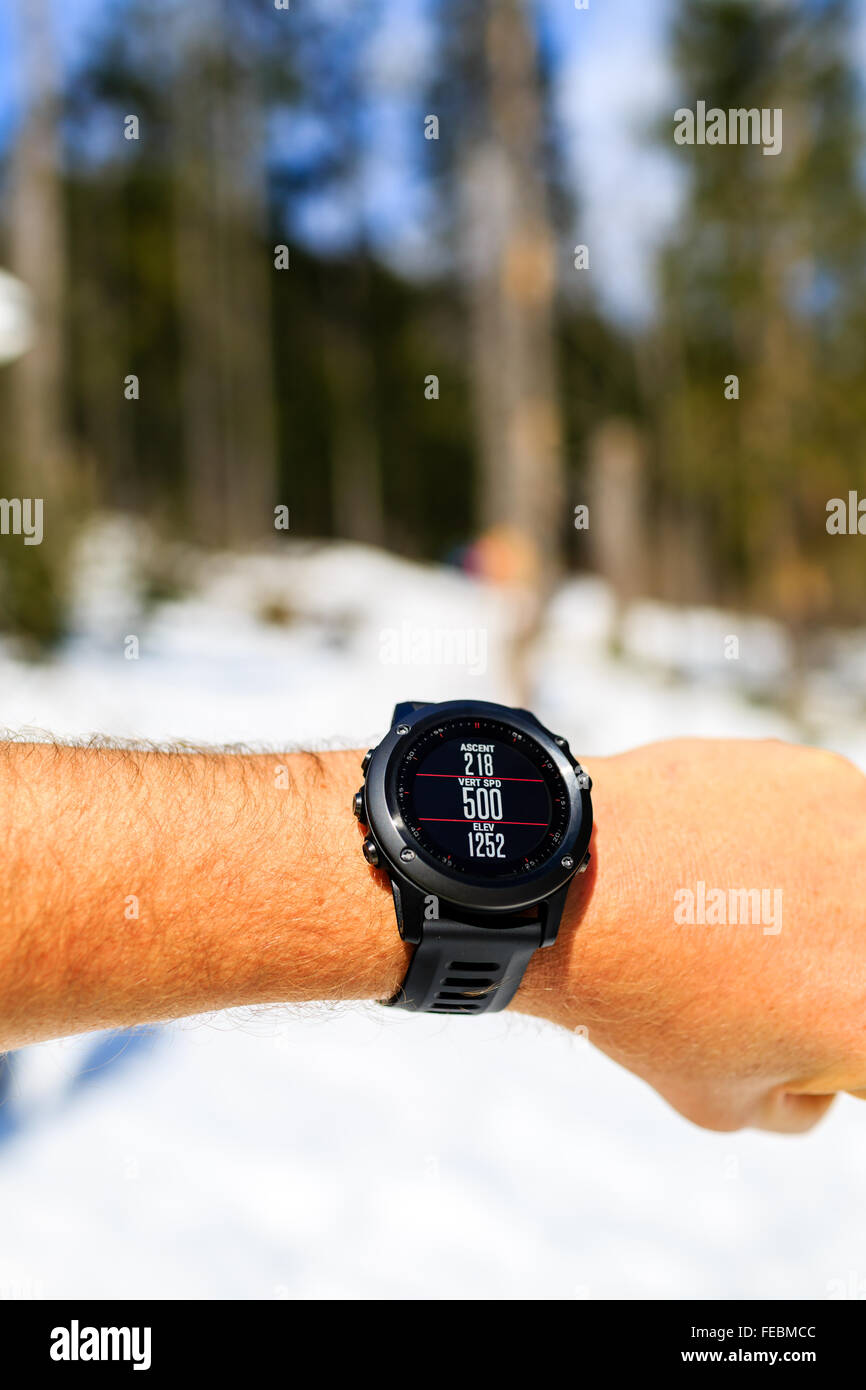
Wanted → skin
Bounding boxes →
[520,738,866,1133]
[0,736,864,1134]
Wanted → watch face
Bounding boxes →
[393,715,572,879]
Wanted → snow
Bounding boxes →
[0,522,864,1300]
[0,268,33,365]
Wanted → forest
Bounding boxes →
[0,0,864,651]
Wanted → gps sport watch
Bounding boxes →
[353,700,593,1015]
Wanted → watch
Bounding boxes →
[353,699,593,1015]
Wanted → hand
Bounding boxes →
[518,738,866,1133]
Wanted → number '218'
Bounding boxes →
[464,751,493,776]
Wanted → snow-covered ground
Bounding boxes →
[1,522,865,1301]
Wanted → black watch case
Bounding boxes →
[356,699,593,946]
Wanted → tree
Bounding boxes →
[2,0,70,643]
[431,0,568,695]
[171,0,278,547]
[650,0,866,637]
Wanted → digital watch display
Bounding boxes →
[356,700,593,1016]
[394,716,570,878]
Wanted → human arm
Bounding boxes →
[1,736,864,1134]
[0,742,410,1048]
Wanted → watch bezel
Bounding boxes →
[363,700,592,913]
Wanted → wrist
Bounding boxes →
[514,752,640,1035]
[295,746,646,1026]
[275,748,411,1005]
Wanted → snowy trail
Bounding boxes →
[0,533,863,1300]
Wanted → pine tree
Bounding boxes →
[651,0,866,631]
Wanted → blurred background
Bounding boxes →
[0,0,866,1301]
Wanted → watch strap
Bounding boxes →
[384,917,543,1015]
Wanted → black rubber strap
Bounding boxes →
[385,918,543,1015]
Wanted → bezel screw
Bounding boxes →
[400,847,415,862]
[395,724,410,735]
[561,855,574,870]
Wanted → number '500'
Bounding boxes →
[461,786,503,820]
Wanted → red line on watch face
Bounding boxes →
[417,818,548,826]
[414,773,543,782]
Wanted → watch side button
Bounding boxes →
[362,837,380,867]
[361,748,374,774]
[352,789,366,821]
[576,770,592,791]
[578,850,591,873]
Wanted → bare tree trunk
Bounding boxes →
[325,317,385,548]
[2,0,70,644]
[460,0,564,697]
[586,418,649,648]
[8,0,67,502]
[173,0,277,548]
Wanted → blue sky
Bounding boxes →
[1,0,865,325]
[283,0,682,321]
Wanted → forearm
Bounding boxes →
[5,736,865,1138]
[0,742,414,1048]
